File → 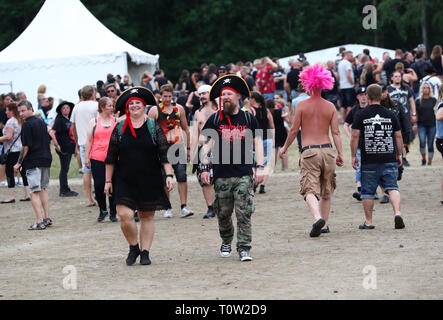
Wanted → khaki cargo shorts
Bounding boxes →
[299,148,336,200]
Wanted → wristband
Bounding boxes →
[105,180,112,183]
[187,147,190,150]
[166,174,174,178]
[256,165,265,169]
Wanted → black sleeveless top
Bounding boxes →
[253,106,270,140]
[431,56,443,75]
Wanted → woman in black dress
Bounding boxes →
[105,87,174,266]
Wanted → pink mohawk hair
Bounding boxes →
[299,64,334,92]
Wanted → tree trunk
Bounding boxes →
[421,0,427,55]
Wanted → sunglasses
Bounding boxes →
[107,90,115,93]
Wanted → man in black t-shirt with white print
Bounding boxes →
[351,84,405,231]
[200,75,264,262]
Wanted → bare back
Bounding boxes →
[296,96,337,147]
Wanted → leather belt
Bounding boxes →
[301,144,333,153]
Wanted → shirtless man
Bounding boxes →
[280,64,344,237]
[191,84,218,218]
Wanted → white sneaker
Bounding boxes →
[164,209,173,218]
[220,243,232,257]
[239,249,253,262]
[180,206,194,218]
[0,181,7,187]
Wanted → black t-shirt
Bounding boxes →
[345,104,365,126]
[273,68,285,91]
[387,84,413,115]
[202,110,259,180]
[21,116,52,169]
[383,59,410,80]
[245,76,256,92]
[352,104,401,164]
[286,68,300,91]
[154,76,168,88]
[416,97,437,127]
[52,115,76,154]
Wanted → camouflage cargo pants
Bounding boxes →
[213,175,255,251]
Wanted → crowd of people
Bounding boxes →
[0,42,442,264]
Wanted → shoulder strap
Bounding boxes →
[213,112,220,127]
[146,118,157,144]
[244,110,252,127]
[92,116,98,138]
[117,120,124,141]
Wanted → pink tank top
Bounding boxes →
[90,115,116,162]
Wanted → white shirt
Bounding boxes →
[420,75,442,100]
[338,59,354,89]
[70,100,98,145]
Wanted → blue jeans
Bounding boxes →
[355,148,361,183]
[263,139,273,165]
[361,162,399,199]
[418,125,436,158]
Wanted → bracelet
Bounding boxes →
[256,165,265,169]
[187,147,190,150]
[105,180,112,183]
[166,174,174,178]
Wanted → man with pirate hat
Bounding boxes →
[199,75,265,262]
[104,87,174,266]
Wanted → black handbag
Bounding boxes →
[0,134,21,165]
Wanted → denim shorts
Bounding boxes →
[361,162,399,199]
[263,139,273,165]
[79,145,92,173]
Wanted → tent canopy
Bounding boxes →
[279,44,395,71]
[0,0,158,105]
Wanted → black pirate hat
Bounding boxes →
[209,74,250,101]
[114,86,156,115]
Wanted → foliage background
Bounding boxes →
[0,0,442,81]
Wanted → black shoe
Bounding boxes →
[126,244,141,265]
[321,226,330,234]
[140,250,151,265]
[421,159,426,166]
[394,215,405,229]
[203,209,215,219]
[403,158,410,167]
[259,185,265,194]
[97,210,109,222]
[60,190,78,197]
[109,212,118,222]
[380,194,389,204]
[134,211,140,222]
[359,223,375,230]
[352,191,361,201]
[310,219,325,237]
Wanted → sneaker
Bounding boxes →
[180,206,194,218]
[0,181,7,187]
[220,243,232,257]
[203,208,215,219]
[380,194,389,204]
[97,210,109,222]
[109,212,118,222]
[140,250,151,265]
[259,185,265,194]
[60,190,79,197]
[164,208,173,218]
[126,244,141,266]
[394,215,405,229]
[134,211,140,222]
[309,218,325,237]
[352,191,361,201]
[421,159,426,166]
[239,249,253,262]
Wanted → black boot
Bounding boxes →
[140,250,151,265]
[97,210,109,222]
[126,244,141,265]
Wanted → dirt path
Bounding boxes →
[1,159,442,300]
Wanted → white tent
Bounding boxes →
[279,44,396,71]
[0,0,159,106]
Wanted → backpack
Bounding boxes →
[117,117,157,145]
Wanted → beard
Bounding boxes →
[223,101,237,115]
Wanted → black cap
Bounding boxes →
[357,86,367,94]
[209,75,250,101]
[114,86,156,114]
